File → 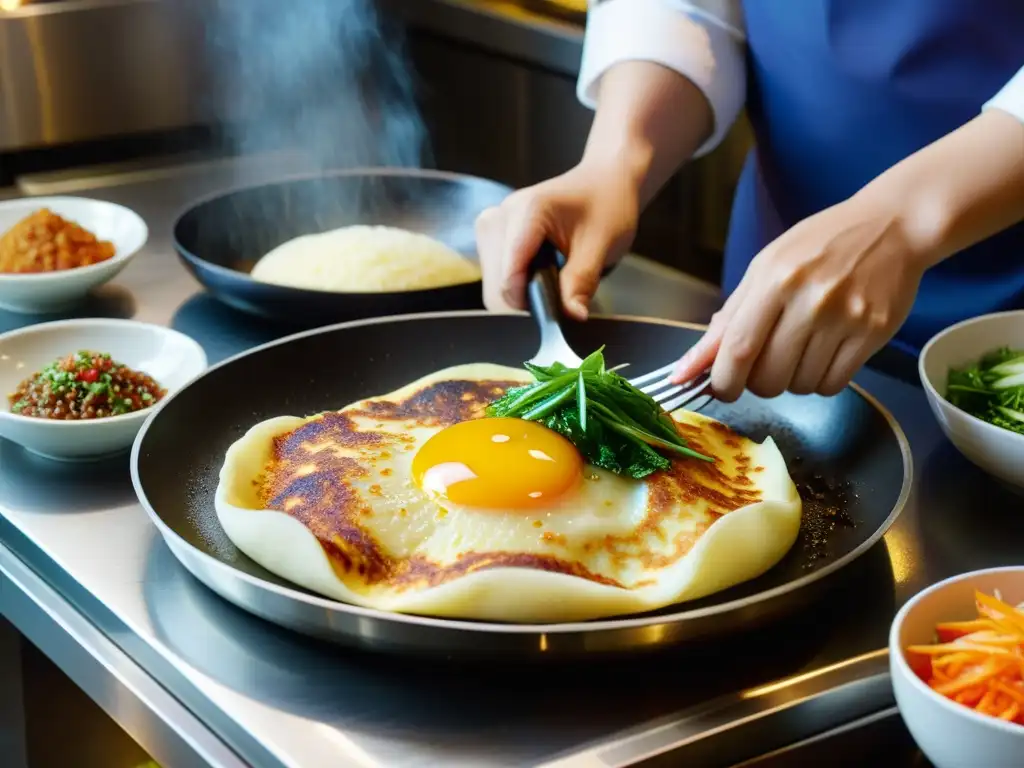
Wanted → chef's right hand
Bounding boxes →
[475,162,640,321]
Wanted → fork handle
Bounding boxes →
[526,240,563,329]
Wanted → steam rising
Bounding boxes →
[203,0,430,170]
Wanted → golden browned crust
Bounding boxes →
[256,378,765,591]
[347,379,515,427]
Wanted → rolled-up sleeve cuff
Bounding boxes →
[577,0,746,158]
[983,65,1024,123]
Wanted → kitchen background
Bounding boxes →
[0,0,752,284]
[0,1,749,764]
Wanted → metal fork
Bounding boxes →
[526,242,713,414]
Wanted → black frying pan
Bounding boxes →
[131,312,912,658]
[173,168,512,326]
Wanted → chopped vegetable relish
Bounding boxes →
[8,350,165,420]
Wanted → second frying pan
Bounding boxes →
[173,168,512,326]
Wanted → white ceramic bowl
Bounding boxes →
[0,196,148,313]
[919,311,1024,491]
[890,567,1024,768]
[0,319,207,460]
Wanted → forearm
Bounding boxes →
[581,61,714,208]
[575,0,746,208]
[858,109,1024,269]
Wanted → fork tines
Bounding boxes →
[634,368,713,413]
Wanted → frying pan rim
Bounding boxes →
[171,166,511,296]
[130,309,913,634]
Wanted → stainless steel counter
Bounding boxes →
[0,155,1022,768]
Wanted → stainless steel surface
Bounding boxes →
[0,0,218,150]
[731,707,931,768]
[542,650,893,768]
[0,544,247,768]
[0,0,579,152]
[0,156,1018,766]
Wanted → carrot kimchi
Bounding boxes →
[907,590,1024,726]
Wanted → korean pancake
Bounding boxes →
[214,364,802,622]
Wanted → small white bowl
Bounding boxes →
[0,319,207,460]
[919,311,1024,491]
[890,567,1024,768]
[0,196,148,313]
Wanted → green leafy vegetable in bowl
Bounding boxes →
[945,346,1024,435]
[486,347,713,479]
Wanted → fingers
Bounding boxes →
[670,329,721,385]
[745,305,816,398]
[711,279,785,402]
[818,334,882,396]
[476,158,649,323]
[670,312,727,384]
[787,328,845,395]
[669,282,874,400]
[475,195,551,312]
[476,190,622,318]
[478,192,571,313]
[558,231,610,320]
[475,206,509,312]
[671,282,750,384]
[501,199,550,310]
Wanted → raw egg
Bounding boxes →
[412,417,583,508]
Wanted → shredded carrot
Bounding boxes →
[995,680,1024,706]
[954,685,986,706]
[909,641,1013,656]
[978,688,999,713]
[936,619,993,642]
[906,590,1024,727]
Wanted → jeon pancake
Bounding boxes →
[215,364,802,622]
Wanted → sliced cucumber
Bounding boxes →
[995,405,1024,423]
[991,371,1024,390]
[989,355,1024,377]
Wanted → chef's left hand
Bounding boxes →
[671,194,926,401]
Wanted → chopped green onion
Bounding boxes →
[487,347,713,479]
[577,368,587,431]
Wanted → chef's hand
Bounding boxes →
[475,162,640,321]
[671,194,926,401]
[476,58,715,320]
[672,108,1024,401]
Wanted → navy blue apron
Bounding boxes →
[723,0,1024,355]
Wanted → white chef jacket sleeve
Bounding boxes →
[577,0,747,158]
[983,65,1024,124]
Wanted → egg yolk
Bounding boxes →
[412,417,583,508]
